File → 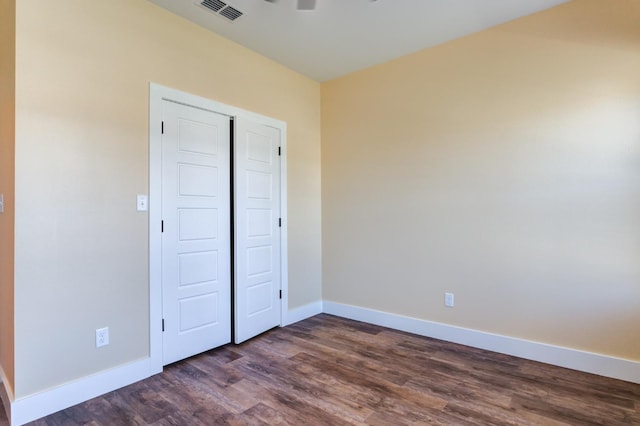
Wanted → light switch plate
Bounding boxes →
[0,193,4,213]
[137,195,148,211]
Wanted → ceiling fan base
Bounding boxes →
[297,0,317,10]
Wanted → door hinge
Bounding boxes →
[278,218,282,228]
[161,121,164,134]
[161,220,164,232]
[279,290,282,299]
[278,146,281,156]
[162,319,165,332]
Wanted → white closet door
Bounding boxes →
[161,100,231,365]
[234,117,281,343]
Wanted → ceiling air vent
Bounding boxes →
[199,0,243,22]
[219,6,242,21]
[201,0,226,12]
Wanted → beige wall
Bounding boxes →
[322,0,640,361]
[14,0,321,397]
[0,0,16,393]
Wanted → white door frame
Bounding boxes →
[148,83,288,373]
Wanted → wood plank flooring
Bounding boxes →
[2,314,639,425]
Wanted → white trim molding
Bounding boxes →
[8,358,153,426]
[323,301,640,385]
[284,300,323,326]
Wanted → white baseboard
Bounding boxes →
[10,357,155,426]
[323,301,640,384]
[284,300,323,326]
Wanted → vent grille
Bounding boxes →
[199,1,243,22]
[201,0,226,12]
[219,6,242,21]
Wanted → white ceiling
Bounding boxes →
[147,0,570,82]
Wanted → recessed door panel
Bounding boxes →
[247,209,272,238]
[178,119,219,156]
[247,282,272,315]
[179,251,218,287]
[179,293,219,331]
[178,164,218,197]
[247,132,273,164]
[246,171,272,199]
[178,208,218,241]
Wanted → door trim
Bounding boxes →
[149,83,288,373]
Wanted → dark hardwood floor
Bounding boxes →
[2,314,639,425]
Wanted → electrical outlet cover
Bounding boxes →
[96,327,109,348]
[445,293,454,307]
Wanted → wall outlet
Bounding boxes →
[445,292,454,308]
[96,327,109,348]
